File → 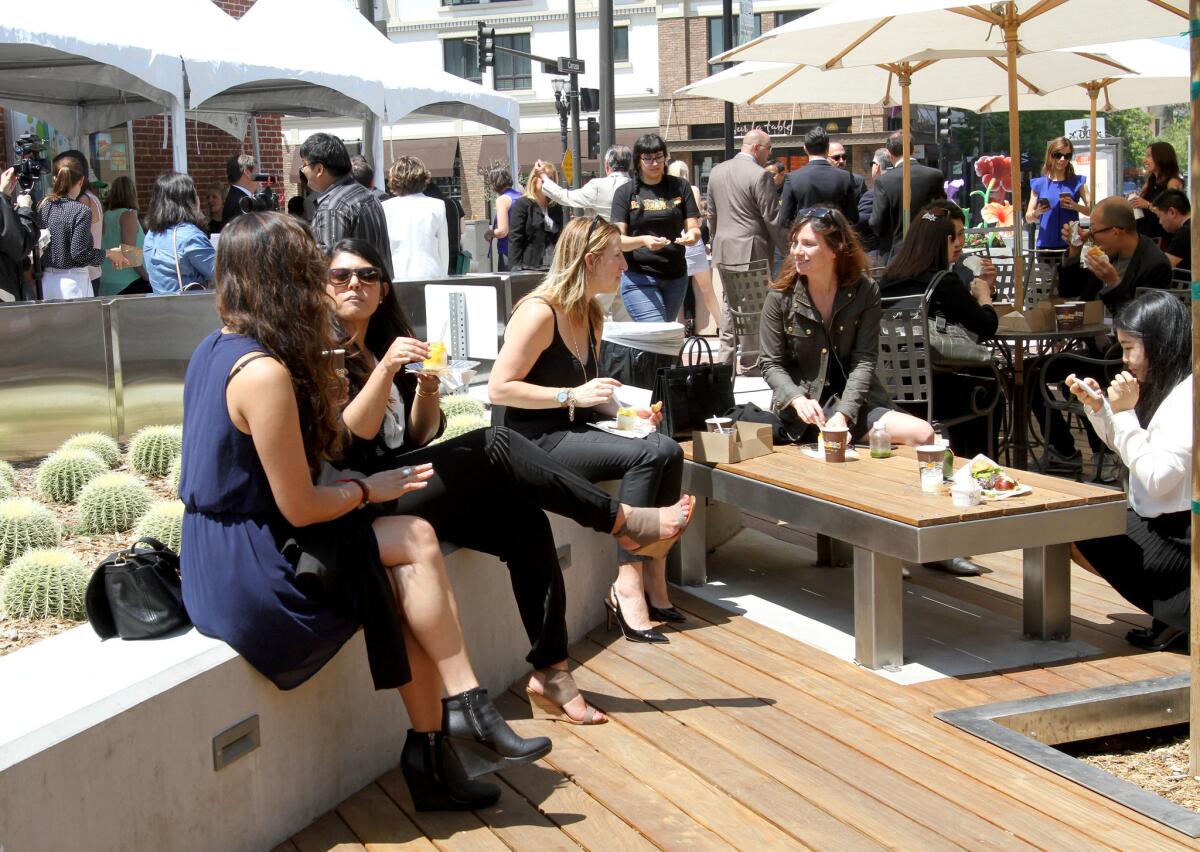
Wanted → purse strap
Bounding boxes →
[172,225,184,292]
[677,335,716,363]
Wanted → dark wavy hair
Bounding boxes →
[147,172,207,232]
[882,201,963,280]
[770,207,868,291]
[1141,141,1181,199]
[216,213,343,467]
[1113,289,1191,425]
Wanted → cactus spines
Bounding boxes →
[0,475,13,501]
[128,425,183,477]
[77,472,152,534]
[0,498,61,569]
[438,395,486,420]
[134,501,185,554]
[60,432,122,468]
[166,455,183,494]
[432,413,488,444]
[0,460,16,489]
[0,548,90,621]
[36,448,108,504]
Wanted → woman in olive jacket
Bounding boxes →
[759,207,934,446]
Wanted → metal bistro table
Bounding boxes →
[676,444,1126,671]
[993,322,1110,469]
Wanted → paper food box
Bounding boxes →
[691,422,773,464]
[995,298,1104,333]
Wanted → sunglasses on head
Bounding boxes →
[797,207,837,226]
[1051,151,1072,160]
[328,266,382,286]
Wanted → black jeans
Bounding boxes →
[381,427,619,670]
[533,426,684,562]
[1027,354,1105,457]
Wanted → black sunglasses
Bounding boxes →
[1051,151,1072,160]
[797,207,837,226]
[328,266,382,287]
[828,154,846,161]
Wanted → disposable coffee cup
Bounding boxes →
[705,416,734,434]
[916,445,945,493]
[1054,303,1076,331]
[951,480,982,507]
[822,425,849,463]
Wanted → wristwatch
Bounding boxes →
[556,388,570,407]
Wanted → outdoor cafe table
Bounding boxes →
[993,322,1111,469]
[676,443,1126,671]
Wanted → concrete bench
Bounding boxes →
[0,513,616,852]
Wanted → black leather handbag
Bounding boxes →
[85,536,190,640]
[651,337,735,439]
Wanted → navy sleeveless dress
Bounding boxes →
[179,330,362,690]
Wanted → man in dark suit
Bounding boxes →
[869,131,946,260]
[777,126,858,230]
[222,154,259,227]
[829,141,865,205]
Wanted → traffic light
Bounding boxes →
[476,21,495,77]
[587,117,600,159]
[579,88,600,113]
[938,107,952,143]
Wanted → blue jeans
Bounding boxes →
[620,270,689,323]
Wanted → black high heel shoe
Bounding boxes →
[604,584,668,643]
[400,729,501,811]
[645,595,686,624]
[1126,622,1188,652]
[441,687,552,778]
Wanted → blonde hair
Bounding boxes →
[387,156,431,196]
[524,161,558,203]
[667,160,689,179]
[520,215,619,333]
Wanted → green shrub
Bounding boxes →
[134,500,185,554]
[0,498,61,569]
[60,432,122,468]
[432,413,488,445]
[0,460,16,489]
[128,425,183,477]
[36,448,108,504]
[439,395,486,420]
[166,455,183,494]
[0,548,90,620]
[77,472,152,534]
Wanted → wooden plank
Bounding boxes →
[469,773,582,851]
[1002,666,1095,696]
[336,783,437,851]
[291,811,367,852]
[375,768,508,852]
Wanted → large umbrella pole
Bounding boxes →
[1188,0,1199,778]
[1003,8,1025,309]
[901,70,912,235]
[1088,85,1099,208]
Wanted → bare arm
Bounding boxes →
[493,194,514,239]
[488,300,565,409]
[119,210,144,276]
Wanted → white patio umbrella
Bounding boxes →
[935,40,1189,205]
[712,0,1188,308]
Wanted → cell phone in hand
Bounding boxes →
[322,348,346,375]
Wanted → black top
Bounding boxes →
[508,196,564,271]
[878,267,999,340]
[610,175,700,279]
[0,200,34,299]
[503,301,599,447]
[1058,234,1173,314]
[35,198,105,271]
[221,186,248,229]
[1166,221,1190,273]
[776,160,860,230]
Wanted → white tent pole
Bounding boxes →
[507,129,520,187]
[171,98,188,174]
[250,113,262,166]
[371,117,385,191]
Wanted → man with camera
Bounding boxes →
[0,166,35,301]
[222,154,261,226]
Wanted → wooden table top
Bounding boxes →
[681,443,1124,528]
[993,323,1109,341]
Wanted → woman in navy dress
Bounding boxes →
[179,213,548,811]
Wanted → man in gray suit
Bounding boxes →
[706,127,780,366]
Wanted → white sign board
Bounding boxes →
[1064,117,1107,140]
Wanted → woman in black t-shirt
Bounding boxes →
[610,133,702,322]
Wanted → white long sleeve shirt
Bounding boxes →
[539,173,629,222]
[1085,377,1191,517]
[382,193,448,282]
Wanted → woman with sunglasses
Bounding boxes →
[609,133,702,322]
[1025,137,1090,253]
[490,217,695,645]
[180,214,550,814]
[760,207,935,447]
[325,238,692,727]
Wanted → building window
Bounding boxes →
[707,14,762,67]
[775,10,811,27]
[494,33,532,91]
[443,38,481,84]
[441,0,520,6]
[614,25,629,62]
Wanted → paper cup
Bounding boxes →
[951,481,982,507]
[705,417,734,434]
[822,425,849,463]
[916,445,945,493]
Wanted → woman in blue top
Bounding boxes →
[483,162,524,271]
[1024,136,1090,251]
[142,173,215,293]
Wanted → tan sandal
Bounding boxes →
[527,669,607,725]
[615,495,695,559]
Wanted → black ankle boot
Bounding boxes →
[400,729,501,811]
[442,687,552,778]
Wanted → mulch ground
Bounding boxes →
[1064,725,1200,812]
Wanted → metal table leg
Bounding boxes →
[853,547,904,670]
[816,534,853,567]
[1023,542,1072,640]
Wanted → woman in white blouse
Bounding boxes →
[381,156,448,281]
[1067,290,1192,651]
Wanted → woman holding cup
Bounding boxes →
[1024,137,1090,254]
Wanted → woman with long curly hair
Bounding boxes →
[179,213,549,812]
[1130,141,1184,244]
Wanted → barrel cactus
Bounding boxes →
[134,500,185,554]
[60,432,122,468]
[0,460,16,489]
[77,472,152,534]
[0,548,90,621]
[128,425,183,477]
[439,395,486,420]
[0,476,13,501]
[433,413,488,444]
[0,498,61,569]
[36,448,108,504]
[166,455,183,494]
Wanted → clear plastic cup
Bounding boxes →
[916,445,945,493]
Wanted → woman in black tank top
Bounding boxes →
[490,217,694,645]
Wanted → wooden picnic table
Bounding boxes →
[677,442,1126,671]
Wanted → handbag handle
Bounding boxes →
[132,535,170,554]
[677,335,716,363]
[172,225,184,293]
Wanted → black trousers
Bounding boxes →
[1027,354,1105,457]
[382,427,619,669]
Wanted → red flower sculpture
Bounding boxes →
[974,155,1012,204]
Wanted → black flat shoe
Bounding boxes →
[645,596,687,623]
[604,585,668,643]
[401,729,501,811]
[1126,624,1188,653]
[442,687,552,778]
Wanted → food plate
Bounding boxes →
[405,359,480,377]
[981,483,1032,500]
[589,419,654,439]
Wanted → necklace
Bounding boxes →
[564,313,590,382]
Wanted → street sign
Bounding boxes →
[557,56,585,74]
[561,149,574,185]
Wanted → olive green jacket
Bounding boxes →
[758,273,892,428]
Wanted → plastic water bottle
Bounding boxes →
[869,420,892,458]
[932,421,954,480]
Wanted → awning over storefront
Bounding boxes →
[479,128,647,174]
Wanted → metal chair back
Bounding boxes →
[876,296,932,419]
[715,259,772,369]
[1023,248,1064,308]
[990,259,1016,304]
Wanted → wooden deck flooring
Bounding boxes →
[280,543,1196,851]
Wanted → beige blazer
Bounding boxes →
[706,152,782,268]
